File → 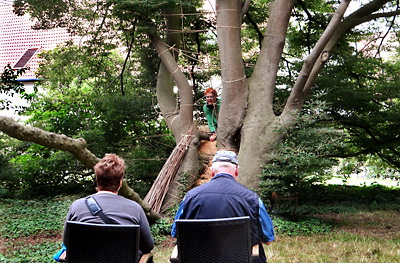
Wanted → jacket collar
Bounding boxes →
[212,173,235,180]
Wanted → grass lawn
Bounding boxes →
[1,185,399,262]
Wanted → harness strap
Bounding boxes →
[85,196,117,224]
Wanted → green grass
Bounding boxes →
[266,232,400,263]
[1,187,399,262]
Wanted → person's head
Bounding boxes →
[94,154,126,192]
[211,150,239,179]
[204,88,217,105]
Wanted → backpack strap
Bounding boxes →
[85,196,117,224]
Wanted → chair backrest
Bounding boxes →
[175,216,252,263]
[65,221,139,263]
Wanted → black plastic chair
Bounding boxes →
[170,216,260,263]
[64,221,153,263]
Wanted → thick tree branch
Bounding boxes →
[0,115,98,168]
[251,0,295,105]
[302,0,400,102]
[284,0,350,113]
[150,33,194,134]
[0,115,161,222]
[148,6,194,139]
[216,0,248,150]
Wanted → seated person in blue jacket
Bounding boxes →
[203,88,220,142]
[171,150,275,263]
[54,154,154,262]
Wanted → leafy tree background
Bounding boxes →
[0,0,399,209]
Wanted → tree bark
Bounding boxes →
[237,0,398,190]
[286,0,351,110]
[0,116,98,168]
[238,0,295,189]
[216,0,248,151]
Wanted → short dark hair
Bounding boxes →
[94,154,125,192]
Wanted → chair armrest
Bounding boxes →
[139,252,153,263]
[170,245,178,263]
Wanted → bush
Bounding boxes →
[151,218,173,243]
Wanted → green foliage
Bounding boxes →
[272,184,400,218]
[0,198,71,238]
[261,100,344,210]
[299,184,400,208]
[0,43,174,197]
[269,183,400,236]
[273,216,333,236]
[0,197,73,262]
[0,242,60,263]
[3,142,93,198]
[0,137,20,197]
[150,218,173,243]
[316,55,400,169]
[0,64,36,111]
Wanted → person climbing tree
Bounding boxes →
[203,88,220,142]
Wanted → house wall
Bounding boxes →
[0,1,77,80]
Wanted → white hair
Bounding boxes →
[211,161,237,175]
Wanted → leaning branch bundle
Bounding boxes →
[144,125,197,213]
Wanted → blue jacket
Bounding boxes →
[171,173,275,244]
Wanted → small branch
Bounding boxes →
[242,0,252,15]
[244,12,264,49]
[120,21,137,96]
[375,15,395,58]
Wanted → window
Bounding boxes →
[13,47,39,69]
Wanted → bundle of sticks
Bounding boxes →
[144,125,197,213]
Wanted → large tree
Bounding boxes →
[2,0,400,211]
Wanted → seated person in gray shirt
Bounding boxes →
[55,153,154,261]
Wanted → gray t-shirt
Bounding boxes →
[64,192,154,254]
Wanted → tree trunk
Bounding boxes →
[149,4,201,209]
[237,0,295,189]
[215,0,248,151]
[237,0,353,189]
